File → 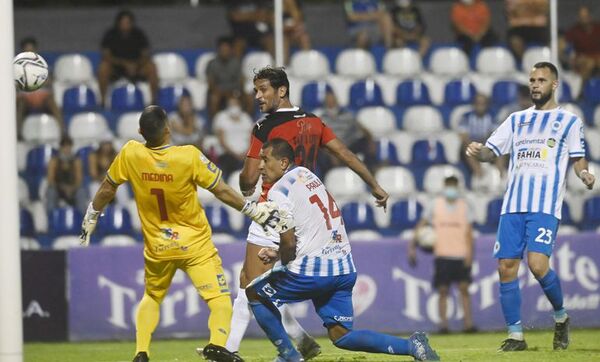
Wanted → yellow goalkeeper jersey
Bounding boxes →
[107,140,222,260]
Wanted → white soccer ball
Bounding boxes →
[13,52,49,92]
[416,225,437,250]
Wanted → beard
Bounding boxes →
[531,90,553,107]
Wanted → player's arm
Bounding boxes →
[465,142,497,162]
[79,178,118,246]
[409,218,427,267]
[323,138,389,209]
[240,156,261,196]
[279,228,297,265]
[465,223,474,267]
[572,157,595,190]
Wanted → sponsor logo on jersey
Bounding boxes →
[160,228,180,241]
[547,138,556,148]
[333,315,353,322]
[155,161,168,168]
[552,120,562,132]
[305,178,323,191]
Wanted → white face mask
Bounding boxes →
[444,187,459,201]
[397,0,411,7]
[228,105,241,117]
[461,0,475,4]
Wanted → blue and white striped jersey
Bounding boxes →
[485,107,586,219]
[268,167,355,276]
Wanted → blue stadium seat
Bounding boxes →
[444,79,477,106]
[62,85,97,113]
[581,196,600,230]
[110,84,145,112]
[158,85,191,113]
[348,80,384,109]
[20,208,34,237]
[341,202,376,232]
[561,202,575,226]
[477,198,503,233]
[376,138,400,166]
[396,80,431,106]
[75,145,95,181]
[25,144,56,200]
[558,82,573,103]
[97,205,133,237]
[301,81,331,111]
[204,205,232,234]
[411,139,447,166]
[491,80,520,107]
[388,199,423,231]
[48,207,83,237]
[583,78,600,105]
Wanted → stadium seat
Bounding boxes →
[21,114,61,145]
[194,51,215,80]
[242,51,274,80]
[18,177,30,207]
[444,78,477,106]
[388,131,417,164]
[429,47,469,77]
[396,80,431,106]
[475,47,516,76]
[68,112,111,144]
[110,83,145,112]
[48,207,83,237]
[585,128,600,161]
[437,131,462,164]
[158,85,190,112]
[341,202,376,232]
[20,208,35,237]
[583,78,600,105]
[348,79,384,109]
[301,81,331,110]
[29,201,48,234]
[52,236,83,250]
[388,198,424,231]
[375,166,415,197]
[62,85,98,113]
[478,198,503,233]
[20,237,41,250]
[375,138,400,166]
[153,52,189,84]
[290,50,330,80]
[100,235,138,247]
[557,81,573,103]
[54,54,94,84]
[423,164,465,194]
[561,102,585,120]
[25,144,55,199]
[324,167,366,202]
[491,80,521,107]
[17,141,31,173]
[335,49,376,79]
[204,205,232,234]
[403,106,444,133]
[411,139,447,166]
[356,106,396,138]
[97,205,133,236]
[448,104,473,130]
[582,196,600,230]
[568,162,600,194]
[116,112,145,142]
[521,47,551,73]
[382,48,422,77]
[183,78,208,110]
[471,163,506,196]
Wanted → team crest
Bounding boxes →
[217,274,229,292]
[493,241,501,255]
[551,121,562,132]
[546,138,556,148]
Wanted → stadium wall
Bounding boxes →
[13,0,600,53]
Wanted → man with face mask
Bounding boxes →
[409,176,476,334]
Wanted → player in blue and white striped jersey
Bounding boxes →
[467,62,595,353]
[246,139,439,362]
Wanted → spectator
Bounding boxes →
[212,95,254,178]
[169,94,206,147]
[410,176,476,334]
[16,37,64,140]
[458,94,503,177]
[344,0,393,49]
[88,140,117,183]
[226,0,274,58]
[496,84,531,123]
[564,6,600,86]
[317,89,376,173]
[389,0,430,58]
[46,135,87,214]
[97,10,159,107]
[451,0,497,56]
[505,0,549,61]
[205,36,245,120]
[282,0,312,63]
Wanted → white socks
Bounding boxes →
[225,288,250,352]
[280,304,310,344]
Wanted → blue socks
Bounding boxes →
[334,330,411,356]
[249,301,301,360]
[499,279,522,333]
[537,269,564,313]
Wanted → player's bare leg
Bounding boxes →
[437,285,449,333]
[458,281,475,332]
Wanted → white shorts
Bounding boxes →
[247,220,280,247]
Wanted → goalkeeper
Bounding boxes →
[79,105,286,362]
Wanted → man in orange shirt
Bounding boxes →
[505,0,549,60]
[451,0,497,56]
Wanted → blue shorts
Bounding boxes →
[494,212,559,259]
[252,270,357,330]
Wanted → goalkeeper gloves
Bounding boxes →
[241,200,293,234]
[80,202,101,246]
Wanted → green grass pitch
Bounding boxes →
[25,329,600,362]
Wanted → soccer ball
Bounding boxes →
[13,52,48,92]
[416,225,437,250]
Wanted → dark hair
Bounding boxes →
[253,66,290,98]
[533,61,559,79]
[20,37,38,51]
[139,105,168,146]
[59,135,73,147]
[262,138,295,164]
[444,175,459,186]
[216,36,234,47]
[115,9,135,26]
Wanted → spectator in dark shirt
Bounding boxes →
[505,0,549,61]
[227,0,274,58]
[97,10,159,106]
[564,6,600,85]
[205,36,244,120]
[451,0,497,56]
[390,0,430,58]
[46,135,87,214]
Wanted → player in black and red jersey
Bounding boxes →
[225,67,388,360]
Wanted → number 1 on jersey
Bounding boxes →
[150,188,169,221]
[309,191,342,230]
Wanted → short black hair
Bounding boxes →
[59,134,73,147]
[139,105,168,146]
[444,175,459,186]
[20,37,37,51]
[253,66,290,98]
[262,138,295,164]
[115,9,135,26]
[533,61,559,79]
[216,36,234,47]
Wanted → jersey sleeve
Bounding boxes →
[485,115,514,156]
[567,118,586,158]
[106,141,131,186]
[193,148,223,190]
[246,124,264,159]
[268,188,294,219]
[320,120,337,144]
